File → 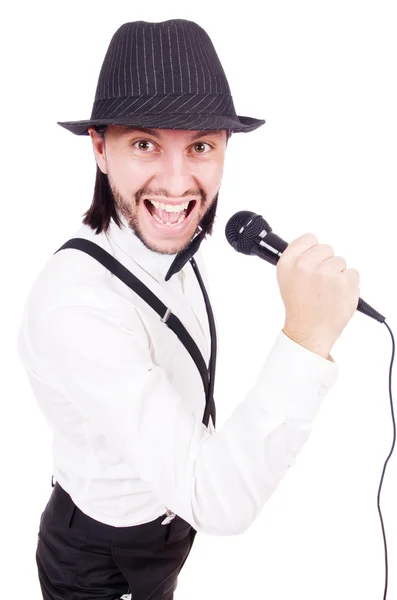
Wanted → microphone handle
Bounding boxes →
[251,234,386,324]
[252,232,288,265]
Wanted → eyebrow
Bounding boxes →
[123,127,224,140]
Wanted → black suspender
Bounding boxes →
[54,238,217,430]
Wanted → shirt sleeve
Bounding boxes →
[35,289,338,536]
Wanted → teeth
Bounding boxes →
[149,200,190,212]
[152,213,186,226]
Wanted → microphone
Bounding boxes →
[225,210,385,323]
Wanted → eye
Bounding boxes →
[133,140,156,152]
[193,142,212,154]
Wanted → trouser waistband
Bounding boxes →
[49,481,194,544]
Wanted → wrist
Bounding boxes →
[282,327,332,360]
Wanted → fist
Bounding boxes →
[276,233,360,356]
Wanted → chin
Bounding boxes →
[139,229,194,256]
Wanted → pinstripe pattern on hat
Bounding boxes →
[57,19,266,135]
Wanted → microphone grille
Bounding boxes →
[225,210,256,245]
[225,210,266,254]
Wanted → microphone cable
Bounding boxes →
[377,320,395,600]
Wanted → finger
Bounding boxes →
[322,255,347,271]
[280,233,318,263]
[297,243,335,266]
[343,267,360,286]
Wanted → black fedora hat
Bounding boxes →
[57,19,266,136]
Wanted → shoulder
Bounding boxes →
[21,221,140,326]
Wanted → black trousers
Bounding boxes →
[36,481,197,599]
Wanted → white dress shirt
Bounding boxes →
[17,211,338,535]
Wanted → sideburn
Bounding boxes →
[198,193,218,237]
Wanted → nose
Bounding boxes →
[153,150,199,198]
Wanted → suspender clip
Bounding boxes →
[161,307,172,323]
[161,508,176,525]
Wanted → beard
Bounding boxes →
[107,174,219,256]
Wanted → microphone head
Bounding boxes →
[225,210,271,255]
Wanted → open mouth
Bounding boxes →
[144,199,197,227]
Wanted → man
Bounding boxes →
[17,18,359,600]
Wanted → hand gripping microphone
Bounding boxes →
[225,209,395,599]
[225,209,385,323]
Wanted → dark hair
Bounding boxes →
[82,125,232,236]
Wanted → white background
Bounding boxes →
[2,1,396,598]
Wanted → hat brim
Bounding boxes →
[57,113,265,135]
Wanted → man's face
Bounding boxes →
[88,125,228,255]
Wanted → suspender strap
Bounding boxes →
[189,257,217,429]
[54,238,216,428]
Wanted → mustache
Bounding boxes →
[136,189,206,203]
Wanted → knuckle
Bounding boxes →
[346,267,360,282]
[320,243,334,255]
[304,233,318,244]
[332,255,347,268]
[321,255,345,271]
[282,233,318,263]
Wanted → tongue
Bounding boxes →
[152,206,186,224]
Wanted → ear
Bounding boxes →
[88,127,107,175]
